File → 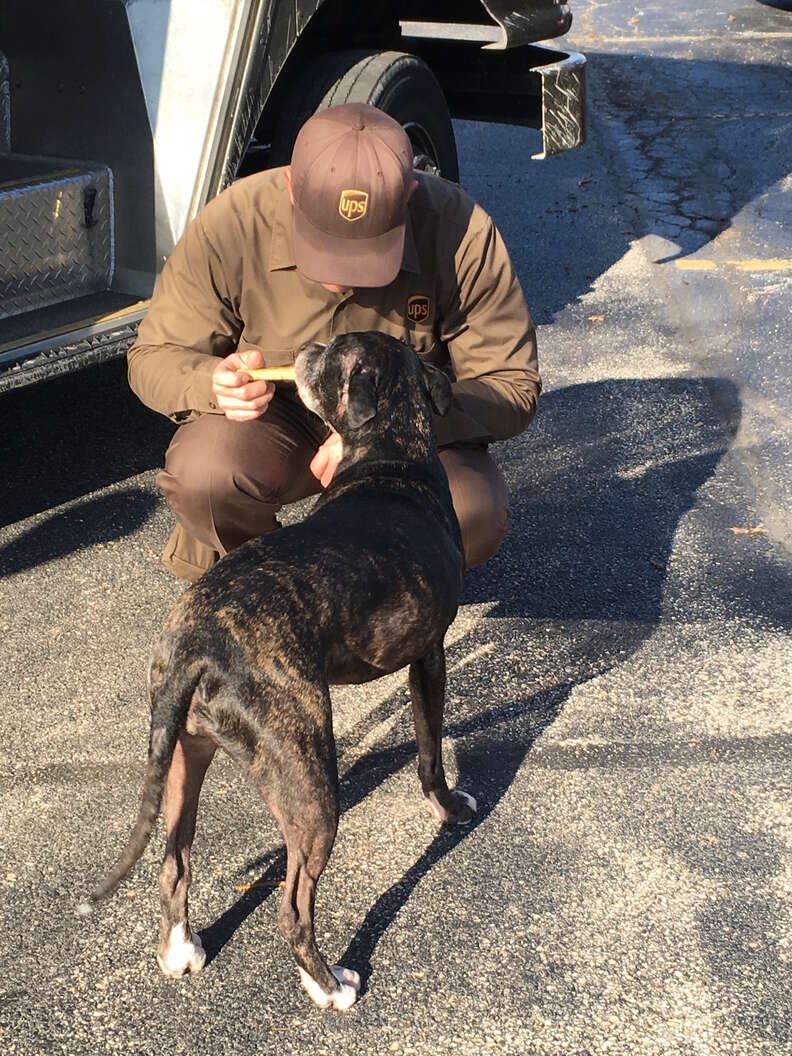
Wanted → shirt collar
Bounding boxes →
[269,176,420,276]
[268,171,295,271]
[400,211,420,274]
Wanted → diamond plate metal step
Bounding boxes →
[0,155,113,320]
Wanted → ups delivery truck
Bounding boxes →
[0,0,585,392]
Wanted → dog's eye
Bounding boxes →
[348,363,377,387]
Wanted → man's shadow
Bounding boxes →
[476,374,789,630]
[201,373,787,990]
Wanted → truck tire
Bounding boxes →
[269,50,459,182]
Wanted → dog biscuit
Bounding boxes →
[240,366,296,382]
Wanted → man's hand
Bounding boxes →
[310,431,343,488]
[212,349,275,421]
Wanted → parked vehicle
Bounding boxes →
[0,0,585,391]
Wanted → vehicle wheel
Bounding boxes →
[268,50,459,181]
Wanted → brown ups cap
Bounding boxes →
[290,103,414,288]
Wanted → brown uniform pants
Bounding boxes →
[157,391,510,581]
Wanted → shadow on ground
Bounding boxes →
[0,359,174,528]
[0,488,159,578]
[477,375,791,631]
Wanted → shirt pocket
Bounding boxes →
[405,325,450,371]
[400,319,431,353]
[237,333,295,367]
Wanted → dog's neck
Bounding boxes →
[331,453,444,490]
[316,452,461,552]
[339,431,433,472]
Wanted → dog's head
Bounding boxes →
[294,332,452,459]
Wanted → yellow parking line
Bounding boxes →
[675,259,792,272]
[731,259,792,272]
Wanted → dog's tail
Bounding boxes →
[84,659,203,907]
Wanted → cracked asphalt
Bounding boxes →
[1,2,791,1054]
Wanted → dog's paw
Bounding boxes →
[157,923,206,978]
[425,789,477,826]
[299,965,361,1010]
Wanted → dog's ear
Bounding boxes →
[421,361,453,417]
[347,365,378,428]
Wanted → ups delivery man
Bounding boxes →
[128,103,541,580]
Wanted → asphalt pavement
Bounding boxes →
[1,2,791,1054]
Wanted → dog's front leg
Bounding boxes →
[157,730,216,977]
[409,644,477,825]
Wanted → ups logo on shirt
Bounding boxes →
[338,189,369,222]
[407,295,431,323]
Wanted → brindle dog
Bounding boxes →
[87,331,477,1010]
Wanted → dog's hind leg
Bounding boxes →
[255,708,360,1010]
[157,729,217,977]
[409,643,477,825]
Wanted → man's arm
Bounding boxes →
[128,213,243,421]
[434,203,541,448]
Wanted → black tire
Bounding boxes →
[269,50,459,181]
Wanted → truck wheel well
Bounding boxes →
[252,0,495,148]
[262,50,457,182]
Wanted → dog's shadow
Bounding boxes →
[200,678,570,985]
[336,680,571,986]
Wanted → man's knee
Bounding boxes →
[461,498,510,568]
[157,416,288,552]
[439,445,511,569]
[158,425,212,512]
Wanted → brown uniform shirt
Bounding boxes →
[128,168,541,448]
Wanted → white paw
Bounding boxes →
[455,790,478,815]
[157,923,206,978]
[298,964,361,1010]
[425,789,477,824]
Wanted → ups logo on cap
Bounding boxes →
[407,295,431,323]
[339,189,369,222]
